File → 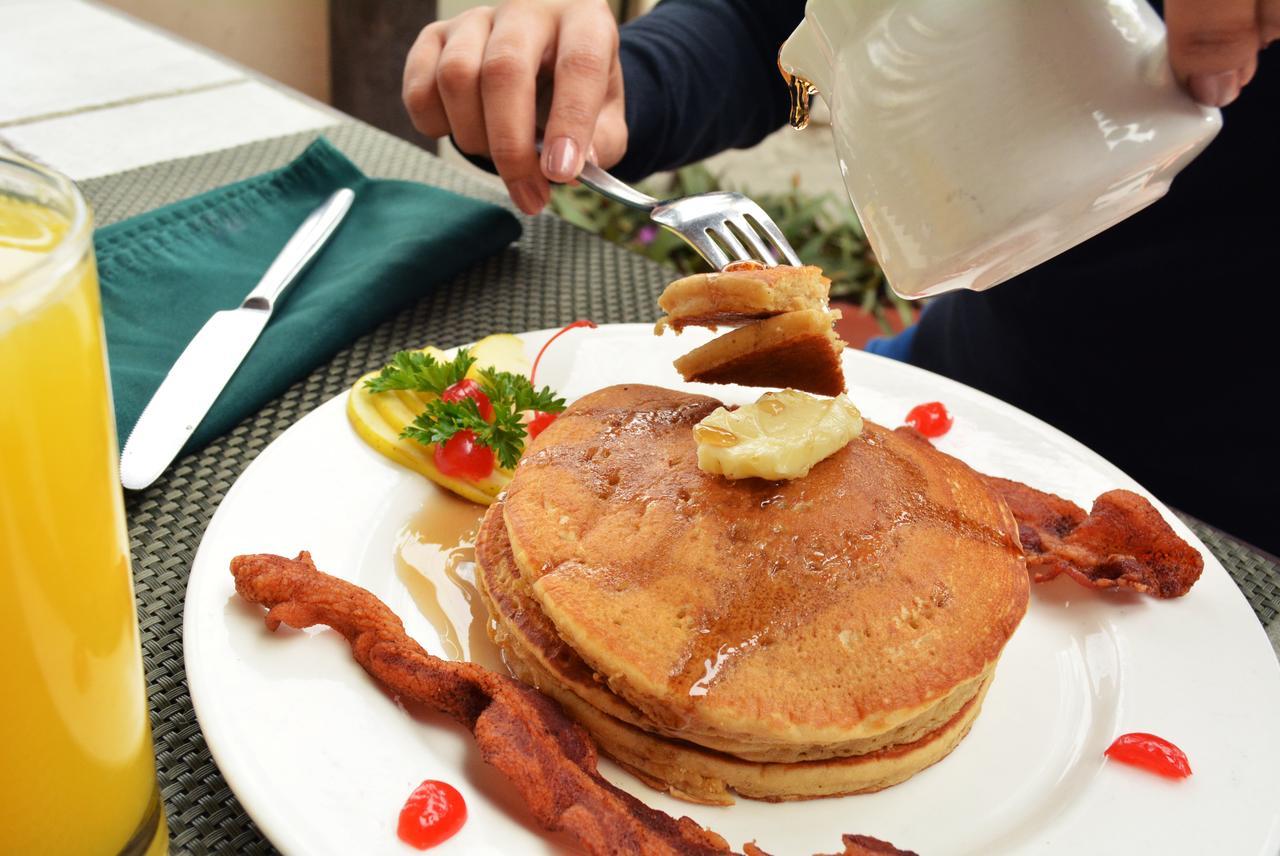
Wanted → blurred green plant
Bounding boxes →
[549,163,915,331]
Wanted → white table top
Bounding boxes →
[0,0,341,180]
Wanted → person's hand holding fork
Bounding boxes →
[401,0,626,215]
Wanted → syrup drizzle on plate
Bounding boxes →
[394,493,507,673]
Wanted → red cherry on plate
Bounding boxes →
[905,401,953,438]
[433,430,494,481]
[1104,732,1192,779]
[524,410,558,440]
[397,779,467,849]
[441,378,493,421]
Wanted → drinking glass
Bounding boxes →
[0,152,168,855]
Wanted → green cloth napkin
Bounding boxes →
[94,137,521,457]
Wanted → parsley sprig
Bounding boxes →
[473,367,564,414]
[364,349,476,394]
[365,348,566,471]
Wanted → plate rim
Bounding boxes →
[183,323,1280,855]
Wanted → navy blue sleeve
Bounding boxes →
[610,0,806,182]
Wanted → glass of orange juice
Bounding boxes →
[1,153,168,854]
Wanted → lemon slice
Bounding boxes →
[347,334,531,505]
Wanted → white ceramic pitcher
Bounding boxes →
[778,0,1222,299]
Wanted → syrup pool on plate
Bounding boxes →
[394,493,506,672]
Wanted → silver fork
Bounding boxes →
[577,162,801,270]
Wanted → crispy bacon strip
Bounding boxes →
[749,834,917,856]
[231,551,729,855]
[829,835,919,856]
[985,477,1203,598]
[891,426,1202,598]
[231,552,908,856]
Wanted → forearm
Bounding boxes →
[611,0,804,182]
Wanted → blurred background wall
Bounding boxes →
[99,0,332,102]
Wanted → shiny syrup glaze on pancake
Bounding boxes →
[666,433,1017,704]
[477,502,658,728]
[496,610,993,803]
[503,385,1028,742]
[480,510,996,802]
[478,500,991,765]
[522,399,1018,699]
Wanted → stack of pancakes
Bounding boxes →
[476,385,1028,804]
[657,265,848,397]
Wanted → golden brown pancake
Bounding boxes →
[502,385,1028,752]
[476,501,988,764]
[656,264,830,332]
[497,616,992,805]
[672,309,847,396]
[476,501,998,802]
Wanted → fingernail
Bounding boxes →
[1188,70,1241,107]
[542,136,581,182]
[509,180,543,214]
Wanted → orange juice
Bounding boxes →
[1,176,166,853]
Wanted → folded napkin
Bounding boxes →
[94,137,521,457]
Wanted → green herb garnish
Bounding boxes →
[473,367,565,414]
[366,348,566,471]
[363,349,476,394]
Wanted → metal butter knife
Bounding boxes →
[119,188,355,491]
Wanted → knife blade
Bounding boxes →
[119,187,355,490]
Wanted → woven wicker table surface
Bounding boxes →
[79,121,1280,855]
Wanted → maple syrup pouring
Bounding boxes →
[779,60,818,130]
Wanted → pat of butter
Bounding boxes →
[693,389,863,480]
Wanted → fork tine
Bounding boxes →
[687,230,732,270]
[649,189,801,270]
[755,216,802,267]
[729,216,778,265]
[738,203,802,266]
[709,225,751,265]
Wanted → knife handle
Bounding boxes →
[241,188,356,311]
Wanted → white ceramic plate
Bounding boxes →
[185,324,1280,856]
